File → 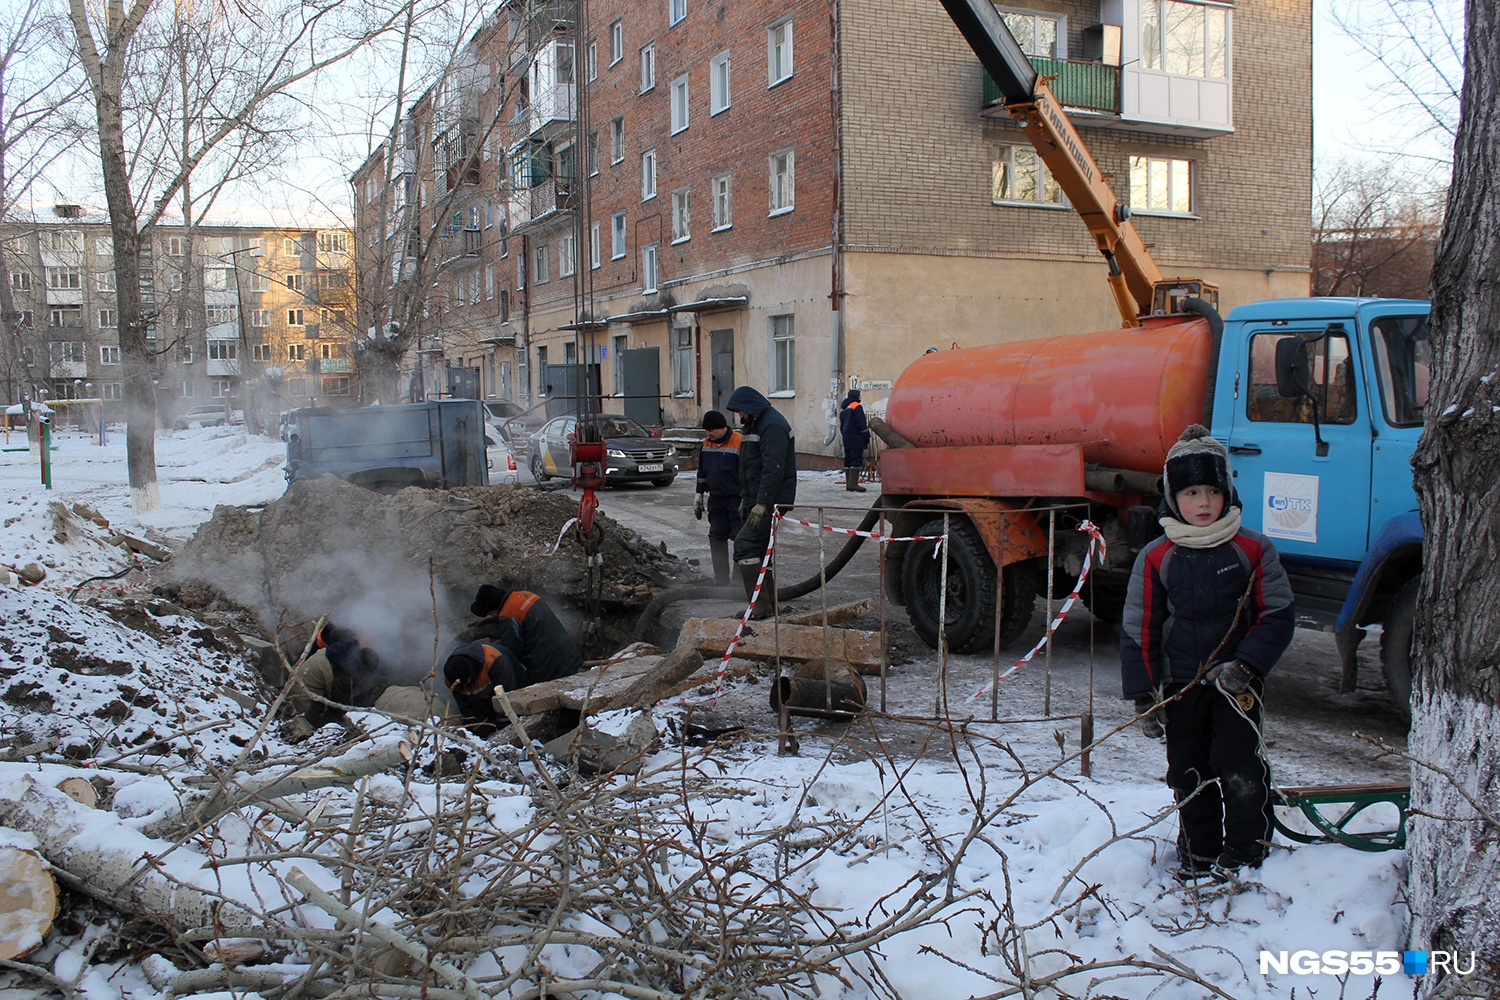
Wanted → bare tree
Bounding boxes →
[66,0,413,512]
[1312,158,1443,298]
[1407,0,1500,987]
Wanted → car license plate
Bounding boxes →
[638,463,663,473]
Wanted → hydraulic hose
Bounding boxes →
[630,494,901,642]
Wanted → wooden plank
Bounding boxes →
[678,617,886,672]
[781,598,876,627]
[504,655,663,716]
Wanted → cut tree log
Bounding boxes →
[781,598,876,627]
[0,846,58,960]
[677,617,887,673]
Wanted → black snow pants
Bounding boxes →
[1164,681,1273,867]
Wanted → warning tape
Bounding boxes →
[963,520,1106,704]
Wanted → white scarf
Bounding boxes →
[1160,507,1242,549]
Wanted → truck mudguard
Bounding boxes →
[1336,511,1423,631]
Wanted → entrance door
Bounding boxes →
[710,329,735,412]
[621,347,661,427]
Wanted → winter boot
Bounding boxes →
[709,536,732,585]
[844,467,868,492]
[737,560,775,620]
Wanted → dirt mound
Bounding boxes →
[159,479,687,672]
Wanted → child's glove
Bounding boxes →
[1205,660,1255,695]
[1133,697,1167,740]
[694,494,706,520]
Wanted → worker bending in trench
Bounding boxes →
[284,622,431,742]
[444,584,585,730]
[694,409,743,585]
[725,386,797,619]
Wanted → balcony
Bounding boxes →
[50,361,87,378]
[206,360,239,377]
[983,57,1119,114]
[319,358,352,374]
[523,84,575,139]
[45,286,84,307]
[511,179,575,236]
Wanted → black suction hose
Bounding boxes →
[1183,296,1225,425]
[630,494,900,642]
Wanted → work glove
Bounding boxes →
[694,494,706,520]
[1205,660,1256,695]
[1134,697,1167,740]
[282,716,317,744]
[744,503,770,531]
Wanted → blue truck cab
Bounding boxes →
[1211,297,1430,718]
[285,399,491,492]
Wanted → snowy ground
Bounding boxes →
[0,427,1427,999]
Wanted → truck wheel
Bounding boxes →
[902,518,1037,654]
[530,454,549,482]
[1380,577,1418,726]
[1082,570,1130,625]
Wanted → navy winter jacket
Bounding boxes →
[726,386,797,507]
[696,429,742,498]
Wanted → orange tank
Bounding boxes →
[885,316,1212,476]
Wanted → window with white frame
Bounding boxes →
[100,345,120,364]
[455,274,468,308]
[10,272,31,290]
[206,305,238,326]
[1130,155,1194,214]
[469,269,481,303]
[252,308,270,327]
[1142,0,1228,79]
[102,382,122,400]
[46,266,81,289]
[178,344,194,364]
[320,308,346,327]
[672,188,691,242]
[671,75,689,132]
[167,237,185,256]
[204,268,232,290]
[587,39,597,80]
[639,43,656,92]
[318,232,348,253]
[559,234,576,276]
[768,150,794,214]
[288,308,305,327]
[284,237,302,256]
[181,381,195,398]
[51,341,85,363]
[609,19,623,64]
[249,271,269,291]
[711,173,732,229]
[769,314,794,392]
[98,308,117,328]
[288,343,306,360]
[169,271,183,291]
[96,271,115,292]
[286,273,304,292]
[210,379,232,397]
[710,51,731,114]
[992,145,1064,205]
[612,334,629,393]
[208,340,237,361]
[499,288,511,322]
[609,117,625,163]
[612,213,627,259]
[587,130,599,175]
[43,230,82,251]
[642,148,657,200]
[1000,9,1062,57]
[669,0,686,26]
[642,244,659,293]
[320,342,340,359]
[322,376,350,396]
[768,20,793,85]
[518,253,526,290]
[485,263,495,299]
[590,223,602,268]
[534,243,551,283]
[252,344,273,361]
[671,326,692,394]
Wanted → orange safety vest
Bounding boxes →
[499,590,540,623]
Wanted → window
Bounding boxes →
[768,20,793,85]
[500,288,511,323]
[671,76,689,132]
[249,271,269,291]
[286,272,304,292]
[102,382,122,400]
[770,314,795,392]
[252,344,274,361]
[485,263,495,300]
[642,244,659,293]
[288,309,305,327]
[587,130,599,175]
[1142,0,1229,79]
[672,189,691,242]
[317,232,348,253]
[178,344,194,364]
[170,271,183,291]
[10,272,31,291]
[181,381,195,398]
[672,326,692,394]
[320,342,340,359]
[288,343,306,360]
[469,269,481,303]
[284,237,302,256]
[51,341,85,364]
[1369,314,1431,427]
[167,237,185,256]
[206,305,238,326]
[44,230,83,252]
[50,306,80,327]
[612,213,627,258]
[1001,10,1061,57]
[100,345,120,364]
[639,43,656,92]
[1246,330,1358,426]
[95,237,113,256]
[98,309,117,328]
[204,268,232,290]
[711,173,733,229]
[536,346,548,395]
[534,243,550,284]
[518,253,526,290]
[210,379,232,397]
[559,234,576,276]
[320,308,346,327]
[610,116,625,163]
[613,335,628,393]
[18,310,33,327]
[46,267,82,290]
[455,274,467,309]
[319,272,348,292]
[992,145,1064,205]
[669,0,686,26]
[322,376,351,396]
[587,40,597,80]
[1130,155,1194,214]
[609,19,623,65]
[252,308,270,327]
[769,150,794,214]
[590,223,602,269]
[642,149,657,200]
[96,272,115,292]
[208,340,237,361]
[710,51,731,114]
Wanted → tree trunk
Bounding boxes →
[1407,0,1500,986]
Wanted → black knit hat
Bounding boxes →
[1163,424,1235,519]
[444,652,482,688]
[701,410,728,431]
[471,584,507,618]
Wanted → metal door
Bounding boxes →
[710,329,735,412]
[622,347,661,427]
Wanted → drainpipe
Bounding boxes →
[825,0,846,450]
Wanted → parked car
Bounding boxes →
[486,430,520,485]
[527,414,677,487]
[174,404,243,430]
[483,399,524,422]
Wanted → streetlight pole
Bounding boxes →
[219,243,264,431]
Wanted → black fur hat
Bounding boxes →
[1163,424,1235,519]
[471,584,507,618]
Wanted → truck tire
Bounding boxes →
[1380,576,1418,726]
[902,517,1037,654]
[1082,570,1130,625]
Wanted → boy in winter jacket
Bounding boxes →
[1120,424,1295,883]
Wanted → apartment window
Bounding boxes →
[641,244,659,293]
[169,271,183,292]
[666,76,690,134]
[95,272,116,292]
[204,268,232,290]
[469,269,481,303]
[1001,10,1062,58]
[51,341,85,364]
[671,188,691,242]
[98,308,117,328]
[288,343,306,360]
[206,305,238,325]
[322,376,351,396]
[769,150,794,214]
[711,174,732,230]
[252,344,273,361]
[768,20,793,85]
[249,271,269,291]
[587,131,599,175]
[587,40,598,81]
[320,342,340,359]
[671,326,692,394]
[50,307,80,327]
[95,237,113,256]
[178,344,194,364]
[559,234,576,276]
[669,0,686,26]
[536,346,549,394]
[9,272,31,291]
[46,267,82,290]
[319,272,348,292]
[612,335,629,393]
[770,314,795,392]
[288,308,305,327]
[1142,0,1229,79]
[710,51,731,114]
[167,237,185,256]
[208,340,237,361]
[181,381,195,398]
[1130,155,1195,214]
[993,145,1064,206]
[642,149,657,200]
[610,116,625,163]
[534,243,550,284]
[210,379,232,397]
[609,19,623,64]
[590,223,602,269]
[518,253,526,290]
[499,288,511,323]
[612,213,627,259]
[320,308,346,327]
[639,43,656,92]
[284,238,302,256]
[102,383,122,400]
[100,345,120,364]
[252,308,270,327]
[485,263,495,300]
[455,274,467,308]
[286,273,304,292]
[317,233,348,253]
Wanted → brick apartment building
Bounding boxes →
[0,206,357,426]
[352,0,1311,458]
